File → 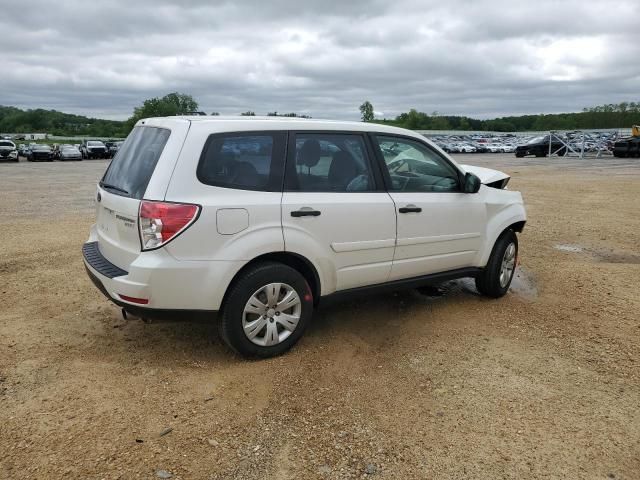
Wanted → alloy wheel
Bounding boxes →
[242,283,302,347]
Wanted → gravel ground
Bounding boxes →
[1,154,639,479]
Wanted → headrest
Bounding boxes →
[297,139,321,168]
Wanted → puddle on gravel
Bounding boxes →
[555,243,584,253]
[554,243,640,264]
[416,266,538,300]
[509,266,538,299]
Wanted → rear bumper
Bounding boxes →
[83,264,215,320]
[82,232,243,311]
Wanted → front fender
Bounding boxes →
[478,195,526,267]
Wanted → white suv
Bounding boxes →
[83,117,526,357]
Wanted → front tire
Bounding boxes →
[218,262,314,358]
[476,230,518,298]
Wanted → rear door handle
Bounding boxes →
[291,208,321,217]
[398,205,422,214]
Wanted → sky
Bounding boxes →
[0,0,638,121]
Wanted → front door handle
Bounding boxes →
[398,205,422,214]
[291,208,321,217]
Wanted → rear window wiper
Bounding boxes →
[99,181,129,195]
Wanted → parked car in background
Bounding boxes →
[515,136,567,157]
[105,141,123,158]
[0,140,19,162]
[501,144,516,153]
[51,144,61,160]
[59,145,82,161]
[27,144,53,162]
[80,140,108,159]
[456,143,477,153]
[473,143,489,153]
[17,144,28,157]
[83,116,526,358]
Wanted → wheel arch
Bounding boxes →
[509,220,526,233]
[220,252,322,310]
[479,210,526,267]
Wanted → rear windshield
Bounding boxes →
[101,126,170,199]
[0,141,14,147]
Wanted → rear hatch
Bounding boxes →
[96,119,190,270]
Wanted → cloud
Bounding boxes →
[0,0,638,120]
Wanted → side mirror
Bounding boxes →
[463,172,481,193]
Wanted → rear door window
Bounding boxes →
[101,126,170,199]
[285,133,376,192]
[197,132,286,191]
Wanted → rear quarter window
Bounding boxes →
[101,126,170,199]
[197,132,286,191]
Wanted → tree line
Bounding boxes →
[0,93,315,138]
[363,101,640,132]
[0,105,127,137]
[1,95,638,138]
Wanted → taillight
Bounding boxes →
[139,201,200,251]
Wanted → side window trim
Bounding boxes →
[196,130,287,192]
[369,133,464,193]
[284,130,384,193]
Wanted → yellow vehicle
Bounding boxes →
[613,125,640,157]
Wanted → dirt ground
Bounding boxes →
[0,154,639,479]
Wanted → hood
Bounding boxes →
[461,164,510,185]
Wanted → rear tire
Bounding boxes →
[476,230,518,298]
[218,262,314,358]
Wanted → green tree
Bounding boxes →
[359,101,374,122]
[125,92,199,131]
[430,116,451,130]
